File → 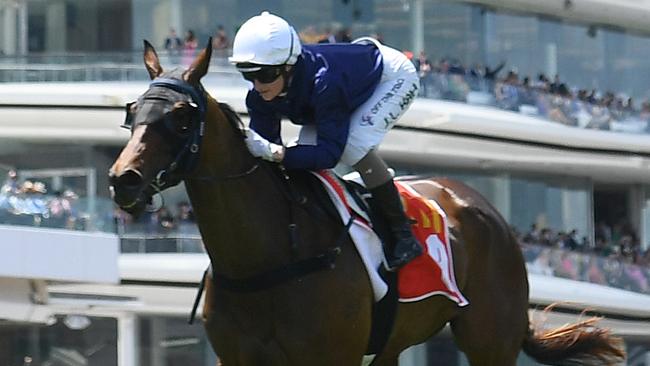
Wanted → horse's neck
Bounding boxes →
[185,98,293,277]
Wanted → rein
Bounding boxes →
[144,78,206,190]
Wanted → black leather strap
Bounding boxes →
[212,246,341,292]
[211,216,354,293]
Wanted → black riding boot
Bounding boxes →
[369,180,423,270]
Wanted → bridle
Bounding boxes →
[120,77,259,207]
[122,77,206,192]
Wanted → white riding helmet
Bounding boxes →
[229,11,302,67]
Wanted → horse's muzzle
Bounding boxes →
[109,169,147,211]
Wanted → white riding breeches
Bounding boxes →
[296,38,419,168]
[339,37,419,166]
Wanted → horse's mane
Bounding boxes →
[217,102,246,137]
[155,69,245,136]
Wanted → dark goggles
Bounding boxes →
[240,66,283,84]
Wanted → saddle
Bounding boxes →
[282,168,468,358]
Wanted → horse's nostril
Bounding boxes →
[116,169,144,188]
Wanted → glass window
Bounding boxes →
[510,175,591,240]
[139,316,217,366]
[0,315,117,365]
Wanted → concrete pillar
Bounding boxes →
[150,317,166,366]
[132,0,183,55]
[491,174,511,223]
[17,0,26,54]
[545,42,557,79]
[118,314,139,366]
[2,3,17,55]
[169,0,182,36]
[45,0,66,52]
[410,0,424,55]
[561,187,590,241]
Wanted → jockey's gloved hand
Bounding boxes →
[244,128,285,162]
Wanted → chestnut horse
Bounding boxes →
[109,40,625,366]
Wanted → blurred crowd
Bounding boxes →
[517,223,650,294]
[163,24,230,64]
[0,170,84,230]
[411,51,650,134]
[113,201,197,237]
[517,222,649,266]
[160,21,650,135]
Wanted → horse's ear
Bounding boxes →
[185,38,213,85]
[143,40,163,80]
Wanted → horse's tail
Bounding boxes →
[522,306,626,365]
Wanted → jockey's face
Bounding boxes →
[254,74,284,101]
[244,65,291,102]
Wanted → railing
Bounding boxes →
[0,51,235,83]
[120,234,204,253]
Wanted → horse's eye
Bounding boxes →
[174,109,193,134]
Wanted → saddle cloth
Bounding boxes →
[312,170,468,305]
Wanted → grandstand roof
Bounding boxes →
[459,0,650,35]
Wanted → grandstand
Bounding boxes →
[1,0,650,365]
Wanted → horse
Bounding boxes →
[109,40,626,366]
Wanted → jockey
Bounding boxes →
[229,11,422,270]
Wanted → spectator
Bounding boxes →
[47,190,73,228]
[164,28,182,55]
[212,25,230,56]
[0,170,19,223]
[586,257,607,285]
[549,74,561,94]
[299,25,321,44]
[17,180,48,226]
[317,26,336,44]
[413,51,433,97]
[176,201,195,224]
[182,29,198,66]
[528,249,554,276]
[157,206,175,234]
[482,60,506,92]
[1,169,19,195]
[565,229,579,251]
[335,27,352,42]
[523,223,540,243]
[494,70,520,111]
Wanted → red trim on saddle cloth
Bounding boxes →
[395,181,469,306]
[314,171,371,228]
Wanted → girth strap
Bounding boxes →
[188,216,354,323]
[212,245,342,293]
